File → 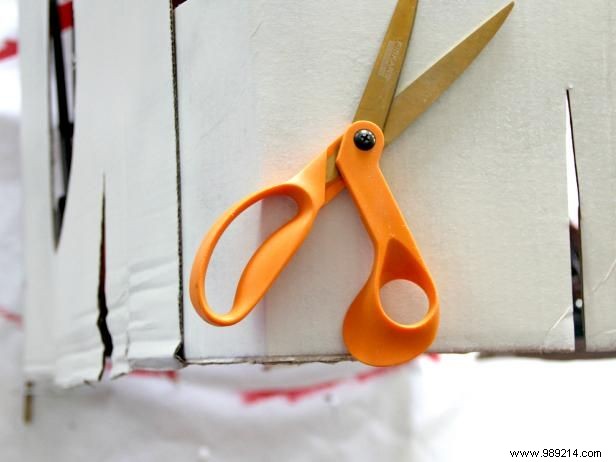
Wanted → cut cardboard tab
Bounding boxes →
[73,0,182,376]
[22,0,181,386]
[21,0,56,381]
[563,2,616,352]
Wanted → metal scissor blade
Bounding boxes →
[383,1,514,145]
[353,0,418,128]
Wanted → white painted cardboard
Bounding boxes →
[176,0,574,362]
[565,2,616,352]
[21,0,181,386]
[21,0,616,384]
[21,0,57,381]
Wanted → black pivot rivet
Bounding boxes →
[353,129,376,151]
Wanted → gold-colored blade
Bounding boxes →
[353,0,418,127]
[383,1,514,145]
[326,1,513,184]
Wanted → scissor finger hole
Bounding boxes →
[380,279,428,325]
[206,194,298,315]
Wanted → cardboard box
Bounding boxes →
[20,0,616,386]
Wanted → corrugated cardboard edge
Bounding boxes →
[170,0,186,367]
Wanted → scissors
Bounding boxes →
[190,0,513,366]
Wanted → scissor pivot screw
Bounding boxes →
[353,129,376,151]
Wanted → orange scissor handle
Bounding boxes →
[189,140,342,326]
[337,121,440,366]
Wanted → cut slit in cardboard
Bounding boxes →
[19,0,616,386]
